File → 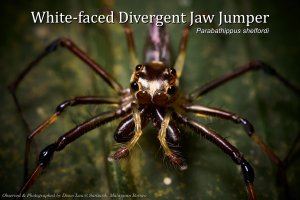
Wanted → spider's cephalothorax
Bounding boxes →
[12,13,300,200]
[130,63,178,106]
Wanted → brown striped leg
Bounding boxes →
[8,37,123,95]
[122,23,139,66]
[176,114,256,200]
[187,60,300,100]
[182,104,283,164]
[8,38,124,141]
[8,38,125,181]
[17,107,129,198]
[107,9,138,66]
[8,37,124,126]
[23,96,121,180]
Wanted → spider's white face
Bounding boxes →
[130,62,178,106]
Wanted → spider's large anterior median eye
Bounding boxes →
[136,90,151,104]
[130,81,139,91]
[167,86,177,95]
[153,92,168,106]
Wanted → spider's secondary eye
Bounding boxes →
[170,68,176,76]
[135,64,143,71]
[130,82,139,91]
[167,86,176,95]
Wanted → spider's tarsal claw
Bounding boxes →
[167,153,188,171]
[108,146,129,162]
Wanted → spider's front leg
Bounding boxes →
[185,60,300,198]
[8,37,124,134]
[182,104,284,166]
[183,102,295,198]
[8,36,125,182]
[187,60,300,99]
[182,102,300,197]
[17,106,129,198]
[23,96,121,180]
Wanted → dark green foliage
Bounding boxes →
[0,1,299,199]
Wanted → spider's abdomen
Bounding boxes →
[143,22,173,66]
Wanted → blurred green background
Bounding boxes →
[0,0,299,199]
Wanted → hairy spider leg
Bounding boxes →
[7,37,125,181]
[186,60,300,198]
[183,104,293,198]
[8,37,124,135]
[16,106,130,198]
[123,23,139,66]
[187,60,300,99]
[9,37,123,95]
[174,24,192,79]
[183,104,282,164]
[103,8,139,66]
[176,114,257,200]
[23,96,121,180]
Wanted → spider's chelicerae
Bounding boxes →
[9,20,299,200]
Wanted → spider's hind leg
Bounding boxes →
[176,114,257,200]
[183,103,296,199]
